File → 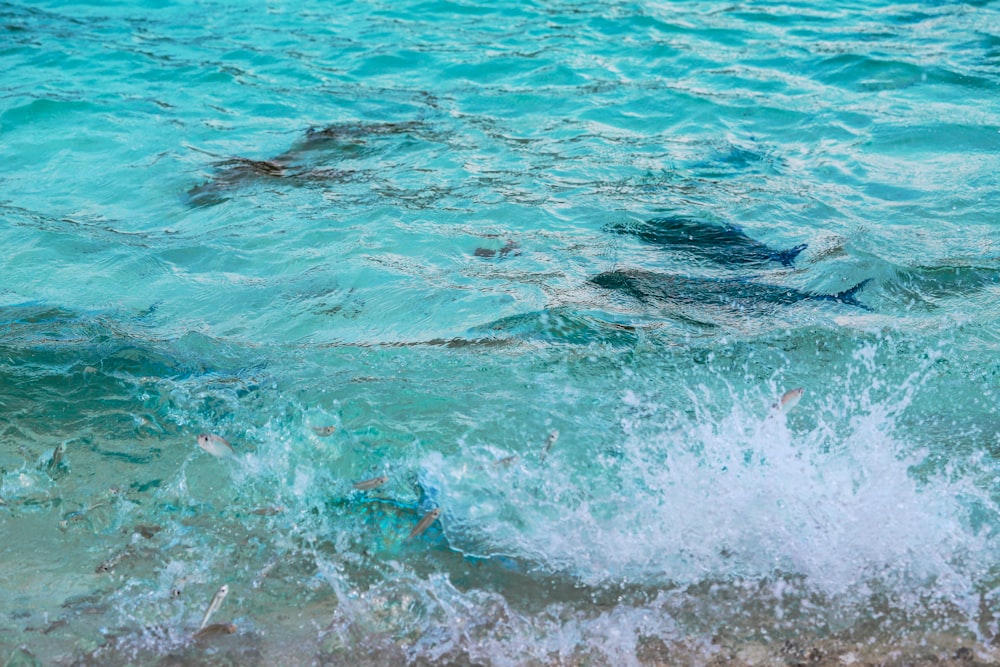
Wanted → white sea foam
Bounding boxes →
[416,344,996,629]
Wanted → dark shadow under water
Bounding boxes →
[590,268,870,312]
[605,216,808,268]
[184,121,427,207]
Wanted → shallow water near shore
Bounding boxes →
[4,0,1000,664]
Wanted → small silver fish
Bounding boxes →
[41,618,69,635]
[495,455,518,466]
[352,475,388,491]
[253,560,278,589]
[170,575,189,598]
[61,501,108,524]
[539,429,559,462]
[193,622,236,641]
[250,505,285,516]
[776,387,804,413]
[197,433,234,458]
[132,524,162,539]
[312,425,337,437]
[199,584,229,630]
[96,545,135,574]
[47,442,67,470]
[408,508,441,540]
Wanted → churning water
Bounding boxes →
[3,0,1000,664]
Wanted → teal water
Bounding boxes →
[3,0,1000,664]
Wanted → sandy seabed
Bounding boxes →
[4,629,996,667]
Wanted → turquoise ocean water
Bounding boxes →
[3,0,1000,664]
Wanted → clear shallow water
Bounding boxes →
[3,0,1000,664]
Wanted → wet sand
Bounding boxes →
[9,627,995,666]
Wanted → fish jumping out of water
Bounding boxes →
[199,584,229,630]
[539,429,559,462]
[46,442,67,471]
[775,387,804,413]
[353,475,389,491]
[197,434,234,459]
[408,508,441,539]
[605,216,808,267]
[590,269,869,311]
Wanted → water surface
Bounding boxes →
[3,0,1000,664]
